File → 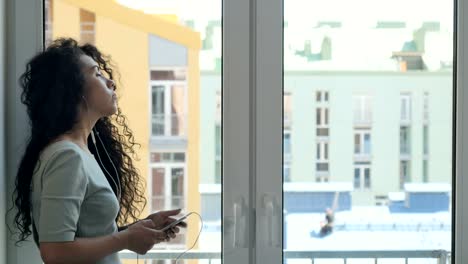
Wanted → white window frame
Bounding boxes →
[354,164,371,190]
[149,162,187,212]
[149,79,188,137]
[316,107,329,127]
[316,90,329,103]
[353,94,372,125]
[316,141,328,162]
[8,0,468,263]
[354,129,371,159]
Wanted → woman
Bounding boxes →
[10,38,184,263]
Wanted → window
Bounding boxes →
[316,91,330,134]
[400,160,411,189]
[151,70,187,137]
[316,90,329,103]
[316,141,329,182]
[316,108,329,126]
[316,142,328,161]
[354,163,371,190]
[354,129,371,156]
[353,95,372,125]
[400,126,411,155]
[151,152,186,247]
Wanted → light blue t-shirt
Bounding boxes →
[32,140,122,264]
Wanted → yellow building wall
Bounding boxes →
[187,48,201,262]
[52,0,80,40]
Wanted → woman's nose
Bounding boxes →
[107,79,116,90]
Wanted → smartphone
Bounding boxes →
[159,212,192,232]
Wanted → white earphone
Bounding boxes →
[83,95,122,200]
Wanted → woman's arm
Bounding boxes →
[40,219,167,264]
[40,231,127,264]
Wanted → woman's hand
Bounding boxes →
[145,209,187,239]
[120,219,168,254]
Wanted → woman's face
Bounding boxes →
[80,55,118,117]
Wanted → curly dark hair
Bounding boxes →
[9,38,147,245]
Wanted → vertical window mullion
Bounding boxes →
[254,0,283,262]
[456,0,468,262]
[223,0,255,263]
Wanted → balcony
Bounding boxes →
[152,114,187,148]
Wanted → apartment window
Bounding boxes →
[316,108,329,126]
[316,141,329,182]
[316,90,329,103]
[150,152,186,246]
[400,126,411,155]
[151,70,187,137]
[150,164,185,210]
[400,160,411,189]
[316,142,329,161]
[354,130,371,155]
[400,93,412,123]
[354,163,371,190]
[316,91,329,137]
[353,95,372,125]
[80,9,95,45]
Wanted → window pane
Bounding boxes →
[354,134,361,154]
[171,85,186,136]
[152,86,165,136]
[364,133,371,154]
[364,168,371,188]
[354,168,360,189]
[316,108,321,125]
[152,168,165,210]
[284,0,453,261]
[44,0,223,257]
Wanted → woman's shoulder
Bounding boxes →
[39,140,89,168]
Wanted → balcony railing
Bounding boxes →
[119,249,450,263]
[152,114,187,137]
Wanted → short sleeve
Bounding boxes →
[38,148,88,242]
